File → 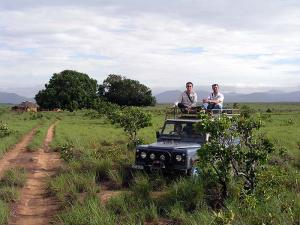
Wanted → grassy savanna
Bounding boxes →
[47,103,300,225]
[1,103,298,224]
[51,110,164,149]
[27,114,57,151]
[0,106,55,157]
[0,168,26,225]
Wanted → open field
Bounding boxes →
[0,103,299,225]
[0,106,56,157]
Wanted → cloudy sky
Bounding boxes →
[0,0,300,96]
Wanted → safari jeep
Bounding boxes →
[132,107,239,175]
[132,109,207,175]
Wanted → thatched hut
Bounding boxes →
[11,101,39,112]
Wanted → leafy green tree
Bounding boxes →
[35,70,98,111]
[196,113,274,200]
[110,107,152,148]
[196,113,239,199]
[236,116,274,191]
[90,98,120,118]
[98,75,156,106]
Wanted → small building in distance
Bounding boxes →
[11,101,39,112]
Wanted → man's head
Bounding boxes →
[212,83,219,94]
[186,82,193,93]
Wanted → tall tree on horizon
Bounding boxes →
[35,70,98,111]
[98,74,156,106]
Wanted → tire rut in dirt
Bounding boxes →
[9,122,62,225]
[0,128,37,176]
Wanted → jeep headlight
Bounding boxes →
[150,153,155,160]
[175,154,182,161]
[141,152,147,159]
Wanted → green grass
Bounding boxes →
[21,104,300,224]
[54,197,116,225]
[48,170,99,207]
[0,186,20,202]
[261,112,300,160]
[0,107,55,158]
[0,167,27,225]
[0,199,9,225]
[51,110,164,150]
[27,118,56,151]
[0,168,26,187]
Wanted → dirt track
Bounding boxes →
[0,122,62,225]
[0,128,37,177]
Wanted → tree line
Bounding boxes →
[35,70,156,111]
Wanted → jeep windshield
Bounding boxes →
[160,120,205,142]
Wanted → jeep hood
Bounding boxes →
[138,142,201,150]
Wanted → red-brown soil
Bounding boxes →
[0,122,62,225]
[0,128,37,176]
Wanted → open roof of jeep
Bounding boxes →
[165,106,240,121]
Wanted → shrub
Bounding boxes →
[266,108,272,113]
[0,121,13,138]
[196,113,275,201]
[57,142,83,162]
[109,107,152,149]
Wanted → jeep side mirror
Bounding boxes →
[156,131,160,138]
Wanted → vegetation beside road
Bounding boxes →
[48,103,300,225]
[0,103,299,224]
[0,168,26,225]
[0,106,54,157]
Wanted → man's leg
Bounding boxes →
[212,104,222,114]
[207,103,215,110]
[202,103,208,110]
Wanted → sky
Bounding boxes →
[0,0,300,97]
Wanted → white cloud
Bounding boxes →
[0,1,299,95]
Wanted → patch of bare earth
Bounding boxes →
[0,128,37,176]
[8,122,62,225]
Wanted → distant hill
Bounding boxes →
[155,90,300,103]
[0,92,35,104]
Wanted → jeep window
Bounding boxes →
[161,121,205,141]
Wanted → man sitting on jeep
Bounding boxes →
[202,83,224,110]
[177,82,198,112]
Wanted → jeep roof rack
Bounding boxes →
[165,106,240,120]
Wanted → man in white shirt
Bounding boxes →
[202,84,224,110]
[177,82,197,112]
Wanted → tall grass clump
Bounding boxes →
[167,203,214,225]
[54,196,116,225]
[107,192,158,224]
[0,200,9,225]
[0,186,20,202]
[0,168,26,187]
[130,173,152,200]
[163,178,205,212]
[48,171,99,207]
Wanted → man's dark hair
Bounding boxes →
[212,83,219,87]
[186,82,193,87]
